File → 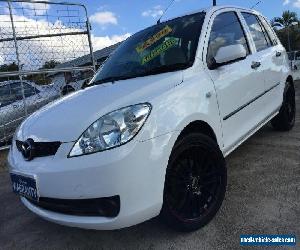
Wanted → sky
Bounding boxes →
[1,0,300,68]
[79,0,300,49]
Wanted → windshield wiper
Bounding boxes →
[92,62,190,85]
[92,76,132,85]
[140,63,189,76]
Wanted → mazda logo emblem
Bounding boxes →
[21,138,35,161]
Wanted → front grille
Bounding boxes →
[16,140,61,158]
[27,196,120,217]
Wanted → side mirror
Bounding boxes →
[211,44,247,69]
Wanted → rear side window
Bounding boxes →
[242,13,271,52]
[207,12,250,67]
[260,16,278,46]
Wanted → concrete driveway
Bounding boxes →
[0,85,299,250]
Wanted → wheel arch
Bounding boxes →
[287,75,294,86]
[177,120,218,144]
[285,75,295,97]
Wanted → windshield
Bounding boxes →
[92,12,205,84]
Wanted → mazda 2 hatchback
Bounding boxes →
[8,5,295,231]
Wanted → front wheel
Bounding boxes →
[61,85,75,96]
[271,82,296,131]
[160,133,227,232]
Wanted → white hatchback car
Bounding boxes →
[8,5,295,232]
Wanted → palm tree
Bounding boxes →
[273,11,298,28]
[272,11,299,51]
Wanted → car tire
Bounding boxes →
[271,82,296,131]
[61,85,75,96]
[160,133,227,232]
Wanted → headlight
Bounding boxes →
[69,103,151,157]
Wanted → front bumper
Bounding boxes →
[8,132,176,230]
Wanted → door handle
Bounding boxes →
[251,61,261,69]
[276,51,282,57]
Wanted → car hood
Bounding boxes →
[16,71,183,142]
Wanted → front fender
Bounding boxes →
[139,68,223,149]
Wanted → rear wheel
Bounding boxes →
[271,83,296,131]
[161,133,227,232]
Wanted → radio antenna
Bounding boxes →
[251,0,262,9]
[157,0,176,24]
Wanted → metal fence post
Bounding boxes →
[0,0,100,149]
[83,5,96,72]
[7,0,28,116]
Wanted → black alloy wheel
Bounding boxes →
[161,133,227,232]
[285,88,296,125]
[271,82,296,131]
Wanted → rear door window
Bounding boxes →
[260,17,278,46]
[242,12,271,52]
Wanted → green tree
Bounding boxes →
[272,11,299,51]
[0,62,19,72]
[273,11,298,28]
[0,62,20,82]
[25,60,60,85]
[40,60,60,70]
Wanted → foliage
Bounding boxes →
[0,62,19,82]
[272,11,300,52]
[273,11,299,28]
[40,60,60,70]
[0,60,60,85]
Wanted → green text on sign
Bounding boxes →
[141,38,177,65]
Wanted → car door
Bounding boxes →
[241,12,284,115]
[0,82,26,140]
[21,82,46,115]
[203,10,267,153]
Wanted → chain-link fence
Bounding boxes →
[0,0,95,149]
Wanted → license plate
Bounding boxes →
[10,173,39,202]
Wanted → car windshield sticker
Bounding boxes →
[141,38,177,65]
[136,25,173,53]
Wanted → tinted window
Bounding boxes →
[242,13,270,52]
[207,12,249,68]
[24,83,38,97]
[0,84,12,107]
[10,82,23,100]
[10,82,38,98]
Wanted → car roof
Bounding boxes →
[163,5,262,22]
